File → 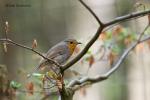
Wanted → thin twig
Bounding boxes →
[17,88,58,94]
[0,38,61,67]
[137,24,149,42]
[105,10,150,26]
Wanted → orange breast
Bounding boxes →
[68,44,77,55]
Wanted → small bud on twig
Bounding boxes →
[32,39,37,49]
[5,21,8,26]
[3,43,7,53]
[5,21,9,37]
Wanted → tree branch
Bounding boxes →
[62,9,150,72]
[61,27,103,72]
[0,38,61,67]
[67,25,150,89]
[78,0,103,26]
[105,10,150,26]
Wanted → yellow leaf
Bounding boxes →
[46,70,58,80]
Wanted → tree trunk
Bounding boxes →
[60,87,74,100]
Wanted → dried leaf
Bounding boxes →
[147,39,150,48]
[108,52,117,66]
[32,39,37,49]
[99,32,107,40]
[89,55,94,67]
[135,43,144,53]
[26,82,34,95]
[124,35,132,46]
[80,87,87,97]
[3,43,7,52]
[112,25,123,36]
[86,55,95,68]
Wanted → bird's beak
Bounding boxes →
[77,42,82,44]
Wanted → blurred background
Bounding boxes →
[0,0,150,100]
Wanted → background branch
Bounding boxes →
[105,9,150,26]
[67,25,150,90]
[78,0,103,26]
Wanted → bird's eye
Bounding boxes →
[70,42,73,44]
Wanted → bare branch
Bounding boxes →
[67,26,150,89]
[62,9,150,72]
[137,24,150,42]
[79,0,103,26]
[0,38,61,67]
[105,10,150,27]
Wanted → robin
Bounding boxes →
[27,39,81,78]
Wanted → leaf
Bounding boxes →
[124,35,132,46]
[86,50,92,54]
[32,73,44,79]
[46,70,58,80]
[108,52,117,66]
[135,43,144,53]
[99,32,107,40]
[111,45,121,54]
[32,39,37,49]
[80,87,87,97]
[10,81,22,89]
[26,82,34,95]
[112,25,123,36]
[88,55,95,67]
[147,39,150,48]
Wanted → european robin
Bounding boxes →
[27,39,81,78]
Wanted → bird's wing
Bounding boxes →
[27,44,68,78]
[46,49,65,60]
[45,43,67,59]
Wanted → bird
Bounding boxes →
[27,39,81,78]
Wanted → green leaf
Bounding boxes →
[86,50,92,54]
[10,81,22,89]
[46,70,58,80]
[32,73,44,79]
[112,45,121,54]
